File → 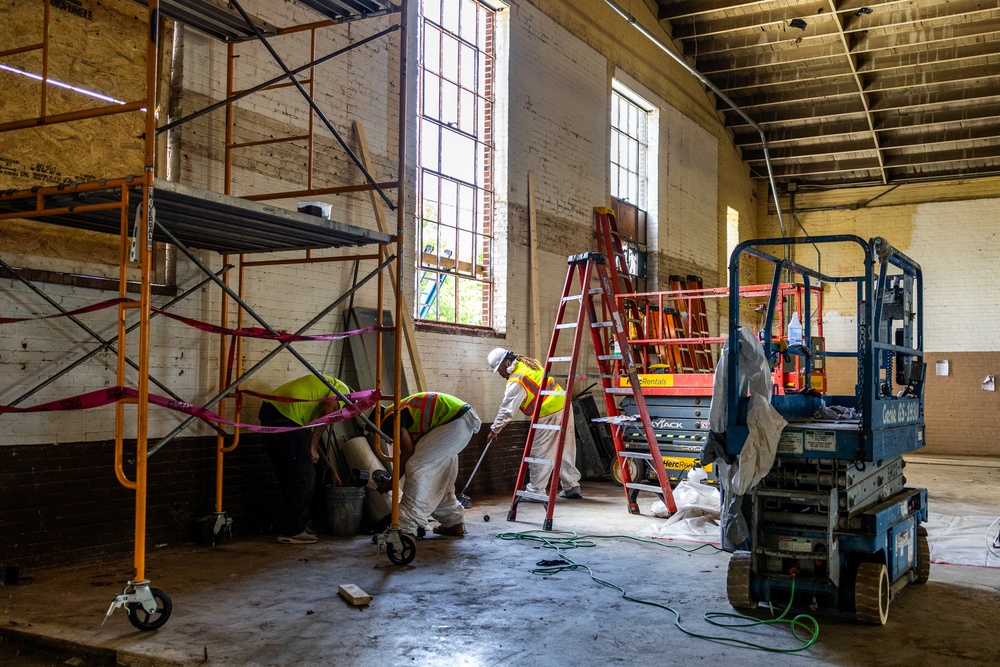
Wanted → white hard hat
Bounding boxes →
[487,347,512,373]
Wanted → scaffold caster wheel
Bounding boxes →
[104,581,172,631]
[196,512,232,546]
[127,587,172,631]
[387,533,416,566]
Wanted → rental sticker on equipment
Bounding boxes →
[777,430,803,455]
[779,536,813,553]
[805,430,837,452]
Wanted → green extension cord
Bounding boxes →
[496,529,819,653]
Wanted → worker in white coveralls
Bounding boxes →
[486,348,583,499]
[378,392,481,537]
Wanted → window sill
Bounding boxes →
[414,321,505,339]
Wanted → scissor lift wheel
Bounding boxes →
[611,458,642,486]
[726,552,758,611]
[915,526,930,584]
[855,562,890,625]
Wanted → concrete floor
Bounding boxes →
[1,455,998,667]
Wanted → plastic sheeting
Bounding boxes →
[701,327,787,548]
[638,477,722,544]
[708,327,787,496]
[924,513,1000,568]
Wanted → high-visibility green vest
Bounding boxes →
[387,392,470,437]
[268,374,350,426]
[508,360,564,418]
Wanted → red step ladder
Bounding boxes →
[506,252,678,530]
[594,207,648,369]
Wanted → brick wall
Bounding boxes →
[0,435,279,570]
[2,0,753,566]
[756,198,1000,455]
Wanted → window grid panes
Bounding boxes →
[417,0,496,327]
[610,89,648,209]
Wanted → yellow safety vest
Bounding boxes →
[268,374,350,426]
[387,392,470,437]
[509,360,564,418]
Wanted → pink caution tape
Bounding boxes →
[0,298,129,324]
[0,386,382,434]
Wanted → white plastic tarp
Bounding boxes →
[708,326,787,495]
[638,477,721,543]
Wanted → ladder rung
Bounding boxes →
[625,483,665,494]
[597,355,621,361]
[605,387,635,395]
[530,424,561,432]
[516,490,550,502]
[524,456,555,465]
[540,390,566,396]
[590,321,613,328]
[562,295,583,303]
[589,288,603,295]
[619,451,654,460]
[548,356,573,363]
[555,323,578,329]
[555,373,617,380]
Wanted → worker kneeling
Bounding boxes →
[378,392,481,537]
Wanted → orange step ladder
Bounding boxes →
[506,252,678,530]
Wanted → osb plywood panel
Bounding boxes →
[1,219,125,277]
[0,0,44,51]
[0,0,148,269]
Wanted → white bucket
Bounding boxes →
[340,437,392,523]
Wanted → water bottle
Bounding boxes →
[787,311,803,346]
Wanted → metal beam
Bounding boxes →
[842,0,1000,33]
[874,103,1000,131]
[849,14,1000,55]
[720,80,863,110]
[658,0,784,22]
[733,118,874,147]
[672,1,828,39]
[714,60,853,94]
[724,99,866,129]
[879,123,1000,150]
[857,36,1000,73]
[883,144,1000,169]
[695,39,847,74]
[742,137,877,163]
[825,0,886,184]
[863,60,1000,93]
[684,17,841,58]
[868,83,1000,113]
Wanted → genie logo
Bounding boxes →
[881,401,920,425]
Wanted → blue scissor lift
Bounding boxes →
[723,235,928,625]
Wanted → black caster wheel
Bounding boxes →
[127,587,172,631]
[386,533,416,566]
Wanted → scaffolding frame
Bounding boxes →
[0,0,409,630]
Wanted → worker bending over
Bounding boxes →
[486,348,582,499]
[258,373,351,544]
[380,392,481,537]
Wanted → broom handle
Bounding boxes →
[460,438,495,495]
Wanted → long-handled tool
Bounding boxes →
[456,438,495,509]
